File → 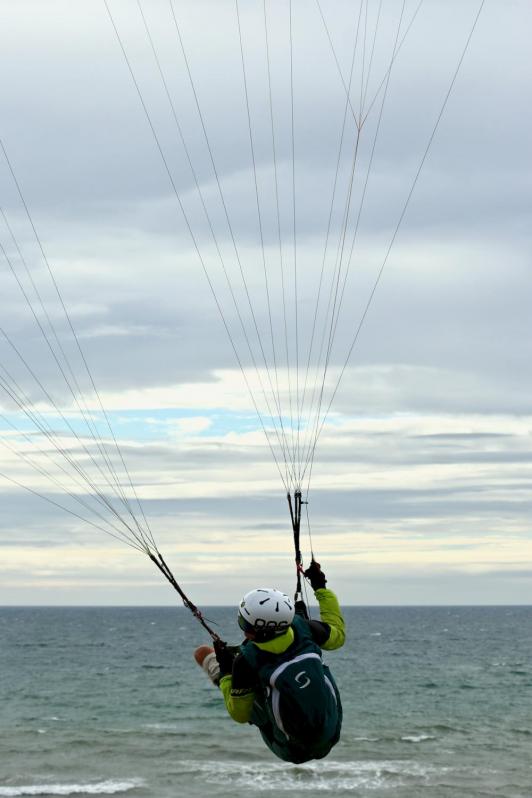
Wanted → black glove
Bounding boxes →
[294,599,309,620]
[213,639,234,677]
[304,560,327,591]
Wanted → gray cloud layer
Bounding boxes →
[0,1,531,605]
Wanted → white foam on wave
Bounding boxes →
[175,759,449,791]
[401,734,436,743]
[142,722,180,734]
[0,779,144,797]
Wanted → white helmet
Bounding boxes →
[238,588,295,641]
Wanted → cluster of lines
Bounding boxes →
[0,0,484,567]
[105,0,485,501]
[0,138,157,559]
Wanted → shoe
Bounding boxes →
[194,645,220,686]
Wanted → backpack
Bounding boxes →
[241,615,341,748]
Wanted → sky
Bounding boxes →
[0,0,531,607]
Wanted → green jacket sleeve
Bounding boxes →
[219,675,255,724]
[315,587,346,650]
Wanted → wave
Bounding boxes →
[0,779,144,797]
[401,734,436,743]
[142,723,180,733]
[353,733,436,744]
[353,736,381,742]
[429,723,461,732]
[172,759,449,791]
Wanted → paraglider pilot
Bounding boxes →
[194,561,345,763]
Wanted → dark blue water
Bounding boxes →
[1,606,531,797]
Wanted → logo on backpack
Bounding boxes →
[295,670,311,689]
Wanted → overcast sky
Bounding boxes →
[0,0,530,609]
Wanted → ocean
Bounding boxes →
[0,606,531,797]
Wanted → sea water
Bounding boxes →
[0,606,531,797]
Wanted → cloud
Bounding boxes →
[0,1,531,604]
[172,416,212,435]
